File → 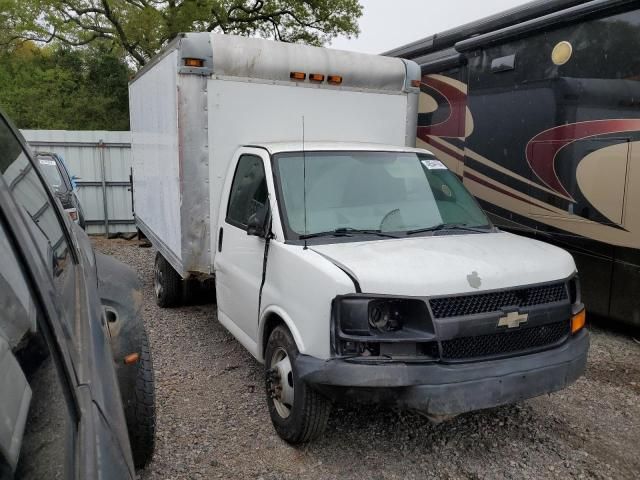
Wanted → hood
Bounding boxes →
[311,232,575,296]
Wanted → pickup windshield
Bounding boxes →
[273,151,490,239]
[38,157,68,193]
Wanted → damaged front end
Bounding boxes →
[297,278,589,419]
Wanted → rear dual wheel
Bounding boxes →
[153,252,182,308]
[265,326,332,443]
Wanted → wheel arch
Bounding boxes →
[258,306,305,363]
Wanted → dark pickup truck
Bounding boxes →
[0,110,154,479]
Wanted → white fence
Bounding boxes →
[21,130,135,236]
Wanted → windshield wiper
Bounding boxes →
[406,223,492,235]
[299,227,400,240]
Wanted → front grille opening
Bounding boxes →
[440,320,570,360]
[429,283,568,319]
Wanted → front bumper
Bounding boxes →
[297,330,589,416]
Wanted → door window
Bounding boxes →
[0,119,76,337]
[0,220,75,479]
[226,155,268,229]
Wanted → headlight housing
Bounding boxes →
[332,295,436,357]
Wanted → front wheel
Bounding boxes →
[264,326,332,443]
[129,331,155,468]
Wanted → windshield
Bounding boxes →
[38,157,68,193]
[273,151,490,239]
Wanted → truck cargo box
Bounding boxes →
[129,32,420,278]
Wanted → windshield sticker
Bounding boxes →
[39,159,56,166]
[422,159,448,170]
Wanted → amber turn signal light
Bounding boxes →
[309,73,325,82]
[184,58,204,68]
[571,309,586,334]
[327,75,343,85]
[290,71,306,80]
[124,352,140,365]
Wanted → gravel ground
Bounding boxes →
[94,237,640,480]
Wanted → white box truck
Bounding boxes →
[130,33,589,443]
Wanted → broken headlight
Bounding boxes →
[332,295,436,357]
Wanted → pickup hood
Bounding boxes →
[311,232,576,296]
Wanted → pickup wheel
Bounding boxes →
[154,252,182,307]
[125,329,156,469]
[265,326,332,443]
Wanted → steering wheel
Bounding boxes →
[379,208,401,231]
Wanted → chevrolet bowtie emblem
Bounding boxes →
[498,311,529,329]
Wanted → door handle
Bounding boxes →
[218,227,224,252]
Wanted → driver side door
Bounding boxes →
[215,150,270,355]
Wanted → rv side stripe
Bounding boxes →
[464,147,573,201]
[464,171,556,214]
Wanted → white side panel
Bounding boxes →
[129,51,182,260]
[207,80,409,257]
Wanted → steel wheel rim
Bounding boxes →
[269,347,294,419]
[154,262,163,299]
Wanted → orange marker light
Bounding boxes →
[571,309,586,334]
[411,80,422,88]
[327,75,343,85]
[124,352,140,365]
[290,71,306,80]
[309,73,325,82]
[184,58,205,68]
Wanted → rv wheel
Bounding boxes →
[265,326,332,443]
[153,252,182,307]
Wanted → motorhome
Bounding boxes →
[386,0,640,328]
[130,33,588,442]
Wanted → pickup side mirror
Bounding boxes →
[247,204,269,238]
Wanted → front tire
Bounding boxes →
[125,330,156,469]
[264,326,332,443]
[154,252,182,308]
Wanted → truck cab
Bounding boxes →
[214,141,588,442]
[129,33,588,443]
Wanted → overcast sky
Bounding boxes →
[330,0,533,54]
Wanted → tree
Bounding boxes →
[2,0,363,67]
[0,42,131,130]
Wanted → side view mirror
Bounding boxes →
[247,204,269,237]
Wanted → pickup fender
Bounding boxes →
[94,253,146,404]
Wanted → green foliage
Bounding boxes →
[3,0,363,67]
[0,43,131,130]
[0,1,362,130]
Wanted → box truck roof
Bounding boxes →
[132,32,420,93]
[253,142,430,155]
